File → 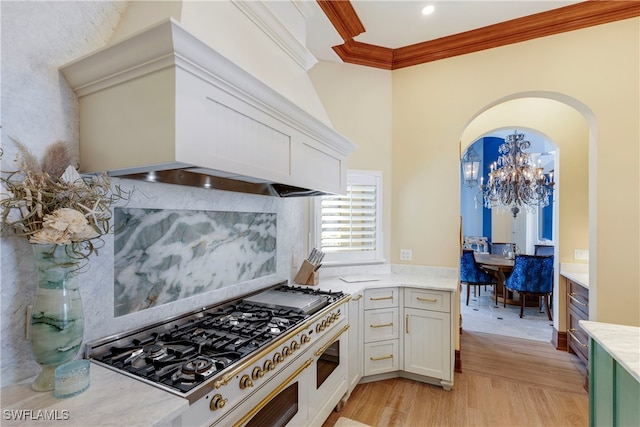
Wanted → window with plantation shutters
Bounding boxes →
[312,170,383,265]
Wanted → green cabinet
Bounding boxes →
[589,339,640,427]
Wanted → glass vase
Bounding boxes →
[30,244,85,391]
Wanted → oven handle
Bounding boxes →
[232,358,313,427]
[314,324,350,357]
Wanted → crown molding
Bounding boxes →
[322,1,640,70]
[316,0,365,41]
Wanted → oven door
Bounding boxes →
[223,354,314,427]
[309,318,349,426]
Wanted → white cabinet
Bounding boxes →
[346,292,363,395]
[362,288,399,376]
[403,288,453,390]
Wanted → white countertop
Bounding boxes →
[1,362,188,426]
[315,272,459,295]
[580,320,640,383]
[560,263,589,288]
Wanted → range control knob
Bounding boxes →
[210,394,228,411]
[252,366,264,380]
[315,323,324,333]
[264,360,274,372]
[301,334,310,344]
[273,353,283,364]
[239,375,253,389]
[282,346,292,357]
[291,340,300,351]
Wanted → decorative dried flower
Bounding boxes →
[1,139,130,259]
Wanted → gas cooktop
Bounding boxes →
[86,283,345,396]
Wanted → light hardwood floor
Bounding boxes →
[323,330,588,427]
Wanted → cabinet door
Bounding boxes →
[347,294,363,393]
[403,308,451,381]
[364,308,399,342]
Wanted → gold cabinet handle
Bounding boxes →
[568,329,589,348]
[233,358,313,427]
[370,322,393,328]
[370,296,393,301]
[568,293,588,307]
[370,354,393,361]
[417,297,437,303]
[405,314,409,333]
[352,294,363,301]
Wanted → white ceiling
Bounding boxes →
[306,0,583,62]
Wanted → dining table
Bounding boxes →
[473,253,538,307]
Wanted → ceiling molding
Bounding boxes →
[316,0,365,41]
[322,1,640,70]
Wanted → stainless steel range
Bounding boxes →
[87,282,351,426]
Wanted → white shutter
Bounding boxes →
[313,171,383,264]
[321,183,377,252]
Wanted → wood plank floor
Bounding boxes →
[323,330,588,427]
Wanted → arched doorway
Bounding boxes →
[459,95,590,344]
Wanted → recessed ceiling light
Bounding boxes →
[422,5,435,16]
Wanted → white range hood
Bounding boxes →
[60,2,355,196]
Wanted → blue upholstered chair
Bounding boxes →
[460,249,497,306]
[504,254,554,320]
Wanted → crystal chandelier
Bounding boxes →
[479,131,554,218]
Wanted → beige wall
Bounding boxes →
[308,61,393,263]
[312,18,639,327]
[393,18,639,326]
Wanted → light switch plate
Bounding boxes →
[574,249,589,260]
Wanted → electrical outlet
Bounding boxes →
[574,249,589,260]
[400,249,412,261]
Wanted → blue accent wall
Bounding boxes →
[481,137,504,242]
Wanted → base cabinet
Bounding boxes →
[567,279,589,366]
[403,288,452,388]
[362,288,399,376]
[359,286,454,390]
[404,308,451,381]
[589,339,640,426]
[346,293,363,395]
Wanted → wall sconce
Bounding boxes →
[461,146,480,188]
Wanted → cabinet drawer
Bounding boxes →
[404,288,450,313]
[364,288,398,310]
[364,308,399,342]
[567,280,589,318]
[364,340,398,376]
[567,308,589,365]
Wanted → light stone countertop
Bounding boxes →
[580,320,640,383]
[314,272,459,295]
[1,362,188,426]
[560,263,589,288]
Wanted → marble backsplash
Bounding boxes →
[113,208,277,316]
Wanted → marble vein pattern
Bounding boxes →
[114,208,277,316]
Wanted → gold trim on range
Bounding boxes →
[212,296,350,390]
[314,324,350,357]
[232,358,313,427]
